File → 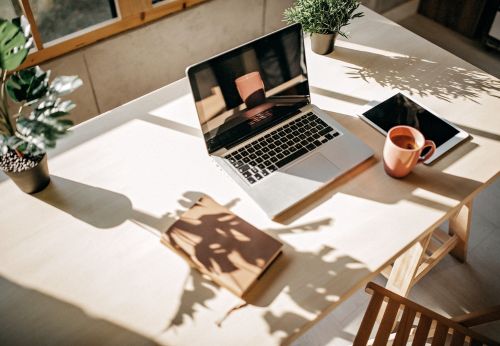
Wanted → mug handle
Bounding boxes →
[418,140,436,163]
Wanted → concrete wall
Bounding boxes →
[41,0,294,124]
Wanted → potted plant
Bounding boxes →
[284,0,364,55]
[0,17,82,193]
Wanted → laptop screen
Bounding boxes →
[187,24,310,154]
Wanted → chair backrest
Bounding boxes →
[353,282,499,346]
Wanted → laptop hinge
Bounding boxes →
[211,148,228,157]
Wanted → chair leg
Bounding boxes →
[452,305,500,327]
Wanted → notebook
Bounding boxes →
[161,195,283,297]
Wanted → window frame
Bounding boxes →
[17,0,209,68]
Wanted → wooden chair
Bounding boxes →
[354,282,500,346]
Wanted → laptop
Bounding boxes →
[186,23,373,218]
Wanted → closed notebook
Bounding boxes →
[161,195,283,297]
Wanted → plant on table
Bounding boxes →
[0,16,82,192]
[284,0,363,54]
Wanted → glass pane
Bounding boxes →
[30,0,118,43]
[0,1,23,21]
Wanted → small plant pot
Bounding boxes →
[311,32,338,55]
[3,154,50,194]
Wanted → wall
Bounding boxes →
[361,0,409,13]
[40,0,295,124]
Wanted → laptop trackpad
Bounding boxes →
[284,153,340,183]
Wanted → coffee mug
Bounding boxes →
[383,125,436,178]
[235,71,266,108]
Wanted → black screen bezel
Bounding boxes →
[362,93,460,148]
[186,23,309,154]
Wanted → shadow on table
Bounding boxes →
[0,276,157,345]
[275,151,482,225]
[329,46,500,103]
[33,180,366,343]
[309,86,370,105]
[33,176,135,229]
[29,173,485,344]
[167,235,372,345]
[452,123,500,142]
[32,176,204,233]
[26,172,482,344]
[156,194,372,344]
[274,111,484,224]
[0,81,196,185]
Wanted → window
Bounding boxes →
[30,0,118,44]
[3,0,210,68]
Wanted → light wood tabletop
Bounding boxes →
[1,7,499,346]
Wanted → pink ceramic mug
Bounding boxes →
[383,125,436,178]
[235,71,266,108]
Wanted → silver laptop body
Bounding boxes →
[187,24,373,219]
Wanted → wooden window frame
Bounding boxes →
[17,0,209,68]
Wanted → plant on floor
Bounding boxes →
[284,0,364,37]
[0,16,81,191]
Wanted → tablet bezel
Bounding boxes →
[359,92,469,164]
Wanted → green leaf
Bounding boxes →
[6,135,25,150]
[0,18,28,71]
[57,100,75,113]
[0,17,77,156]
[15,107,73,155]
[283,0,363,35]
[56,118,73,130]
[33,99,57,114]
[47,111,69,118]
[6,66,49,103]
[50,75,83,96]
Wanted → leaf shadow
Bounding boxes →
[160,197,372,345]
[329,46,500,103]
[25,173,383,345]
[0,276,158,345]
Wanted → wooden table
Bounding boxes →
[1,7,499,346]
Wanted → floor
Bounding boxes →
[293,2,500,345]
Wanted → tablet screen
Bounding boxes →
[362,93,459,147]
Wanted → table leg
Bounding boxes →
[378,234,432,327]
[448,201,473,263]
[385,233,432,297]
[377,202,474,327]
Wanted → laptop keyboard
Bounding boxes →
[225,112,340,184]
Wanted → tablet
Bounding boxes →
[360,93,469,164]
